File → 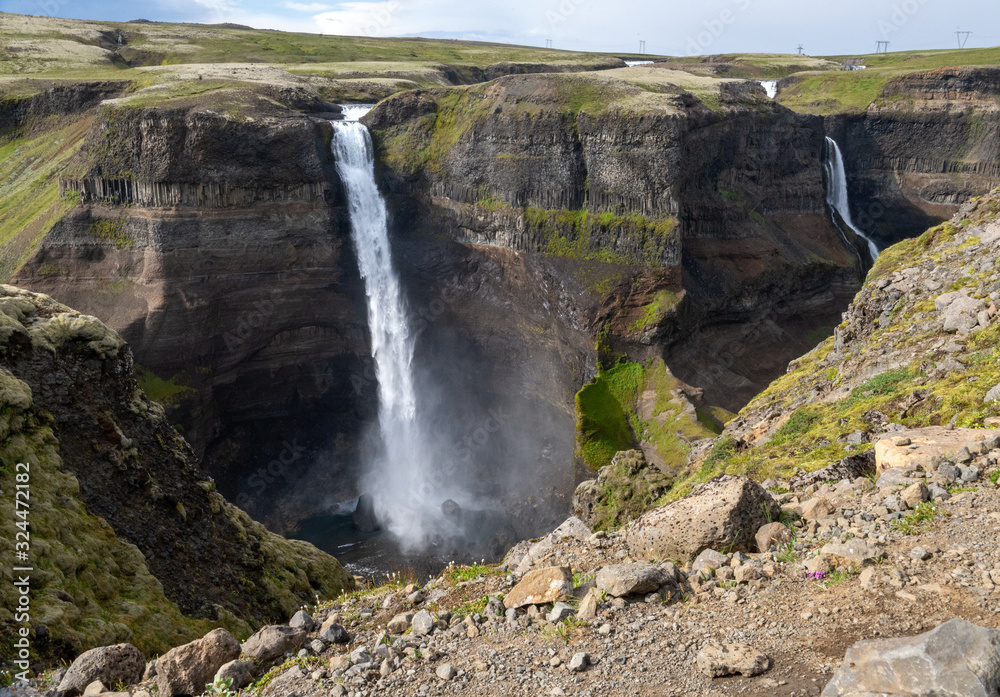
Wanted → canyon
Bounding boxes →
[3,13,1000,670]
[11,61,997,549]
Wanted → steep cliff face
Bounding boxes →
[831,66,1000,248]
[9,87,593,547]
[706,189,1000,490]
[13,95,376,528]
[367,71,861,412]
[0,285,353,665]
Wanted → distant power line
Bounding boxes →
[797,44,804,54]
[955,30,972,48]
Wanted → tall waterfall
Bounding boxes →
[331,109,435,548]
[823,136,879,261]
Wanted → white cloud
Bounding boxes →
[282,1,334,12]
[313,1,403,37]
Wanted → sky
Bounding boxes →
[2,0,997,56]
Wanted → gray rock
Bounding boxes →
[928,483,952,500]
[81,682,106,697]
[319,623,350,645]
[352,493,380,532]
[625,475,780,563]
[435,663,456,681]
[578,590,599,621]
[696,643,770,678]
[938,292,986,334]
[242,625,308,663]
[59,644,145,697]
[142,660,156,681]
[485,597,506,620]
[788,453,875,490]
[821,618,1000,696]
[938,463,962,483]
[692,549,729,575]
[910,547,932,561]
[386,612,413,634]
[289,610,314,632]
[883,494,907,512]
[957,447,973,464]
[900,482,929,509]
[157,629,241,697]
[716,566,736,582]
[547,602,576,623]
[266,665,306,693]
[961,465,980,483]
[513,517,592,574]
[350,648,373,666]
[569,652,589,672]
[734,564,760,584]
[308,639,325,654]
[820,540,883,566]
[214,660,255,690]
[876,468,924,490]
[595,563,670,597]
[755,522,792,553]
[411,610,434,636]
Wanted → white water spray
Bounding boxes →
[823,136,879,261]
[759,80,778,99]
[331,108,440,548]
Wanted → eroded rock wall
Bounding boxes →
[831,66,1000,248]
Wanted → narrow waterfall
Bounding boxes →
[759,80,778,99]
[823,136,879,261]
[331,109,435,548]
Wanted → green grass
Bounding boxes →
[775,540,797,563]
[632,290,680,332]
[0,12,632,77]
[456,595,490,618]
[821,567,858,588]
[134,365,195,407]
[0,117,90,281]
[443,563,501,585]
[890,501,942,535]
[779,46,1000,114]
[252,656,324,693]
[575,361,642,470]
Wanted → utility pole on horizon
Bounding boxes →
[876,40,890,54]
[955,30,971,48]
[797,44,804,55]
[545,39,553,49]
[639,39,646,54]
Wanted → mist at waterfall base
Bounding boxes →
[293,108,570,578]
[824,136,880,262]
